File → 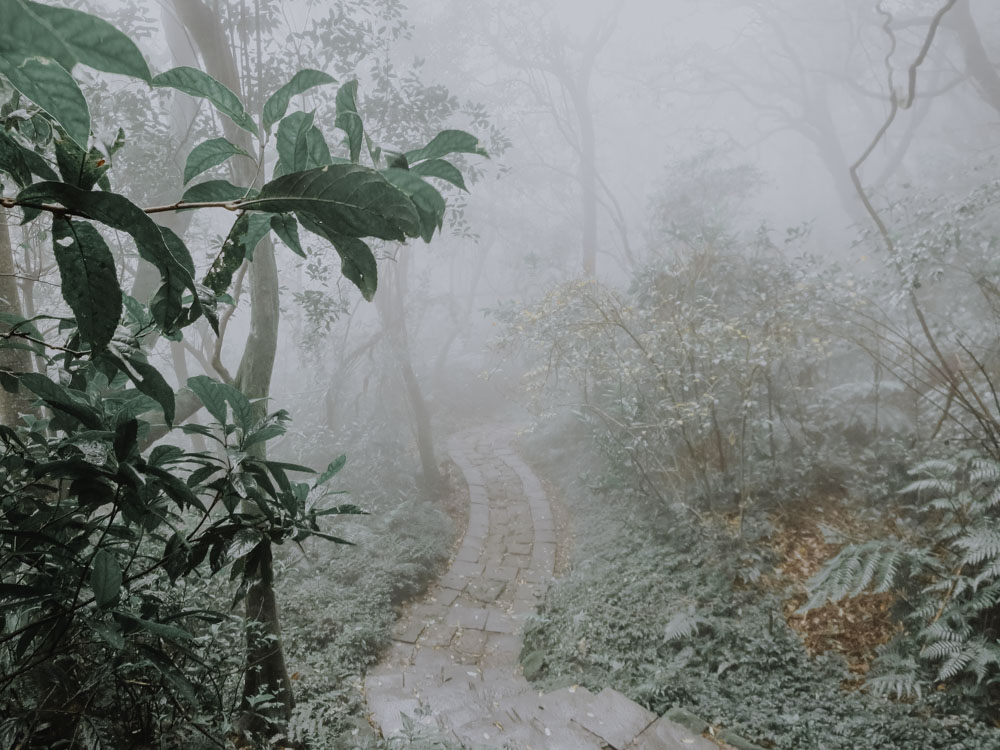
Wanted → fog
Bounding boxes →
[6,0,1000,746]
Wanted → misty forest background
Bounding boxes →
[5,0,1000,748]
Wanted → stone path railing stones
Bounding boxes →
[364,424,722,750]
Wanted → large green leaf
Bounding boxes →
[180,179,255,205]
[276,111,316,174]
[152,66,257,137]
[123,354,175,427]
[91,549,122,609]
[0,131,33,187]
[54,130,113,190]
[404,129,488,164]
[334,80,363,164]
[245,164,420,241]
[381,168,446,242]
[298,215,377,300]
[51,217,121,350]
[410,158,468,191]
[314,454,346,488]
[269,214,304,257]
[23,1,151,82]
[204,213,251,296]
[0,54,90,145]
[262,68,336,133]
[0,0,75,70]
[183,137,250,184]
[15,181,196,331]
[187,375,227,425]
[19,372,103,429]
[0,131,57,188]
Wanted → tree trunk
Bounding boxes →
[950,0,1000,118]
[0,210,34,426]
[377,257,442,490]
[170,0,293,735]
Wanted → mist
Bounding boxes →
[3,0,1000,747]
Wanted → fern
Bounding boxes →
[663,610,709,642]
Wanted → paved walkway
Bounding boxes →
[364,424,720,749]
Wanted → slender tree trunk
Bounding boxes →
[575,83,598,276]
[0,211,33,425]
[377,258,442,490]
[170,0,293,735]
[951,0,1000,118]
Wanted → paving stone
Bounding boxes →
[630,716,719,750]
[420,622,457,648]
[454,628,488,655]
[576,687,657,750]
[485,610,519,634]
[391,619,425,644]
[437,572,469,591]
[534,528,558,544]
[466,578,506,603]
[506,541,533,555]
[503,553,532,569]
[445,605,489,629]
[485,564,519,581]
[450,560,486,578]
[455,544,483,563]
[365,687,423,737]
[432,587,460,606]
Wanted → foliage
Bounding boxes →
[0,0,484,745]
[804,451,1000,715]
[519,422,1000,750]
[494,234,850,514]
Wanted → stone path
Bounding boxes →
[364,424,721,749]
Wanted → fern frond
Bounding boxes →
[937,648,973,681]
[969,458,1000,484]
[899,477,955,496]
[955,523,1000,566]
[662,611,708,642]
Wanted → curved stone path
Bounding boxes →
[364,424,720,750]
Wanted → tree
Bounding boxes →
[0,0,484,744]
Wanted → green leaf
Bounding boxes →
[54,129,112,190]
[245,164,420,242]
[204,213,249,296]
[183,137,250,184]
[85,617,124,649]
[187,375,227,425]
[118,612,192,640]
[219,383,255,432]
[152,66,257,137]
[0,54,90,145]
[20,372,103,429]
[269,214,304,257]
[15,181,197,331]
[276,110,315,174]
[380,168,446,243]
[23,1,152,82]
[274,111,333,175]
[404,129,488,164]
[91,549,122,609]
[51,217,121,350]
[262,68,336,133]
[0,131,33,187]
[298,216,377,300]
[0,0,75,70]
[241,212,272,263]
[411,158,468,191]
[123,355,175,427]
[314,454,346,488]
[334,80,363,164]
[180,179,255,205]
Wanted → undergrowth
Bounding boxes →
[519,419,1000,750]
